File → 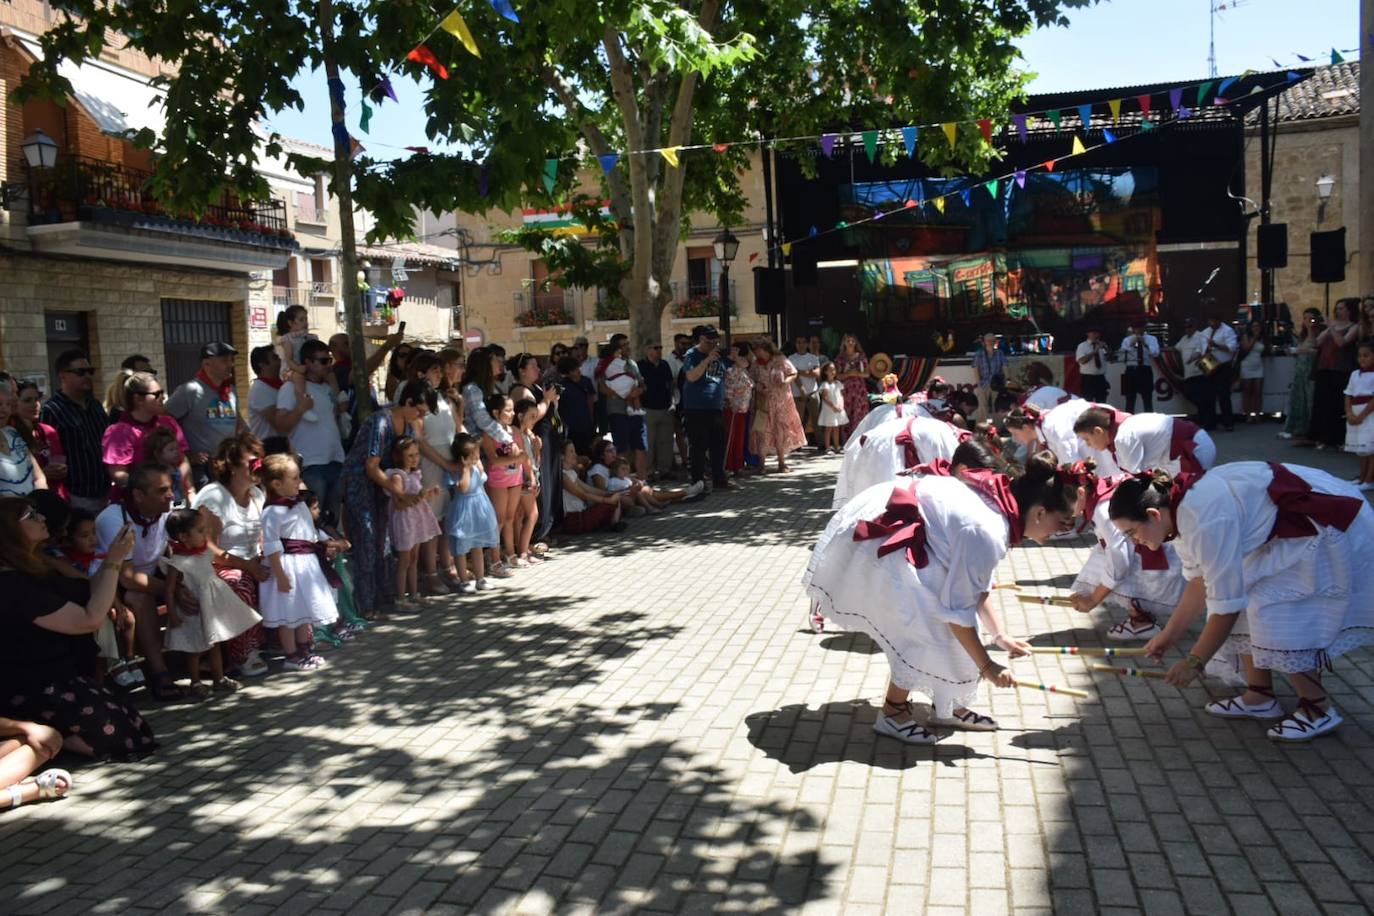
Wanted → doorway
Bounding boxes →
[44,311,90,391]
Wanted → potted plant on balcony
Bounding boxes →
[673,295,736,319]
[594,295,629,322]
[516,304,574,328]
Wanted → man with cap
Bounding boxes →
[679,325,724,497]
[165,341,245,488]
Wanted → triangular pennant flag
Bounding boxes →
[542,158,558,195]
[861,129,878,163]
[440,11,481,58]
[1332,48,1345,65]
[1217,76,1237,98]
[941,123,957,151]
[597,153,619,175]
[901,126,918,157]
[1012,113,1028,143]
[836,221,849,230]
[1044,159,1056,172]
[904,199,918,208]
[1168,87,1183,110]
[407,45,449,80]
[1137,93,1152,116]
[1071,135,1086,156]
[712,143,730,153]
[933,197,946,214]
[1047,110,1062,129]
[820,134,837,157]
[1295,53,1313,62]
[1107,99,1121,122]
[1177,105,1192,119]
[977,118,993,144]
[1286,71,1301,82]
[405,146,430,155]
[1103,129,1117,144]
[1196,80,1213,106]
[748,252,759,264]
[348,137,365,160]
[359,100,373,134]
[490,0,520,23]
[808,226,818,238]
[1014,170,1026,189]
[1076,104,1092,129]
[1140,120,1156,132]
[379,77,398,103]
[960,190,971,208]
[984,179,999,199]
[1250,85,1264,95]
[781,242,792,257]
[660,147,681,167]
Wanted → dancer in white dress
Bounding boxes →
[1067,468,1186,641]
[1004,401,1120,474]
[1073,407,1216,477]
[1110,462,1374,741]
[1022,385,1073,413]
[159,508,262,696]
[804,454,1081,744]
[832,415,960,510]
[259,454,343,672]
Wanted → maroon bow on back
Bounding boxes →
[1265,462,1364,540]
[904,458,953,478]
[962,468,1023,545]
[1168,418,1206,476]
[892,419,924,469]
[853,481,930,568]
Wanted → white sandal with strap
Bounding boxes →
[930,708,999,732]
[7,769,73,808]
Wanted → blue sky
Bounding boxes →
[266,0,1361,158]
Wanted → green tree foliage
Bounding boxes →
[18,0,1094,350]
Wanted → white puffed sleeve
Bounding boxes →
[1094,503,1133,590]
[932,522,1005,628]
[1175,494,1247,615]
[261,505,286,558]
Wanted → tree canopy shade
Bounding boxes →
[17,0,1096,352]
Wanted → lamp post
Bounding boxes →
[713,226,739,349]
[1316,173,1336,224]
[2,129,59,210]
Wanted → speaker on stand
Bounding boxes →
[1310,228,1346,314]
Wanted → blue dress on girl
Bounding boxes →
[445,465,500,555]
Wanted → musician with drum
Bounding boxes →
[1190,315,1238,432]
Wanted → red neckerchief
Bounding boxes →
[257,377,285,390]
[853,480,929,568]
[266,495,300,509]
[1266,462,1364,540]
[1163,471,1202,541]
[122,500,159,537]
[1082,472,1169,568]
[62,549,99,571]
[961,468,1023,545]
[169,541,208,556]
[196,369,235,402]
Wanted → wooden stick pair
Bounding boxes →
[1030,646,1148,657]
[1020,595,1076,608]
[1090,663,1168,681]
[1013,679,1090,699]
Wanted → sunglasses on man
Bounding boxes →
[62,367,96,377]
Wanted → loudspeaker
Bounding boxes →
[1311,228,1346,284]
[752,267,785,315]
[791,249,817,287]
[1256,223,1288,269]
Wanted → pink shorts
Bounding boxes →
[486,462,523,489]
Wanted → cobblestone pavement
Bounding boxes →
[3,423,1374,914]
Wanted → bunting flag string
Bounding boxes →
[1107,98,1121,122]
[901,126,918,157]
[542,157,558,194]
[941,122,957,151]
[660,147,681,167]
[407,45,449,80]
[439,10,482,58]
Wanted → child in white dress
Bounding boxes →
[259,454,343,671]
[816,363,849,453]
[159,508,262,697]
[1343,341,1374,490]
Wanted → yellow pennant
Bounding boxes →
[781,242,792,257]
[1107,98,1121,121]
[440,11,481,58]
[941,122,957,151]
[933,197,946,214]
[1071,135,1087,156]
[660,146,682,167]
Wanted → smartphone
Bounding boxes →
[397,320,407,334]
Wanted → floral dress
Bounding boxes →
[1283,335,1316,437]
[835,351,871,438]
[749,357,808,459]
[340,409,414,614]
[723,365,755,472]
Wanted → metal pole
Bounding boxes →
[1258,96,1275,309]
[760,130,780,344]
[721,263,732,351]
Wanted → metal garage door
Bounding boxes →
[161,299,232,388]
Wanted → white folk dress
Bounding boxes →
[259,502,340,629]
[1071,477,1186,616]
[1111,413,1216,477]
[159,550,263,653]
[1343,369,1374,456]
[845,402,900,447]
[1039,400,1120,474]
[804,475,1009,718]
[832,416,959,510]
[1024,386,1073,412]
[1173,462,1374,683]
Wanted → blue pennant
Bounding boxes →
[490,0,520,23]
[598,153,619,175]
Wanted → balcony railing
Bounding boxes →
[310,280,337,297]
[27,155,294,247]
[671,279,737,319]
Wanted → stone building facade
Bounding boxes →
[1245,62,1361,312]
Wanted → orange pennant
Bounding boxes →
[407,44,449,80]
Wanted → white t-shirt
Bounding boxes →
[277,381,345,467]
[95,502,168,575]
[191,482,265,559]
[587,463,611,489]
[606,476,633,493]
[789,352,822,396]
[580,356,601,383]
[562,468,588,513]
[247,379,281,442]
[1075,340,1106,376]
[0,426,36,497]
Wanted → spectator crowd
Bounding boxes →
[0,317,891,808]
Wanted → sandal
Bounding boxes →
[8,769,73,808]
[186,682,212,701]
[148,671,186,702]
[212,677,242,694]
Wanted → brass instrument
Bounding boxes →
[1197,331,1224,375]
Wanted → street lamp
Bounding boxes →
[713,226,739,348]
[1315,173,1336,223]
[2,129,59,210]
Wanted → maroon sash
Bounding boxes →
[1265,462,1364,541]
[1168,418,1206,476]
[1352,395,1372,405]
[282,538,343,589]
[853,481,929,568]
[962,468,1024,545]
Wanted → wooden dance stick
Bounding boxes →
[992,583,1022,591]
[1012,679,1089,699]
[1090,664,1168,680]
[1030,646,1149,657]
[1020,595,1076,608]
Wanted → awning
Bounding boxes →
[16,34,166,139]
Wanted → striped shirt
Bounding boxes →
[41,391,110,500]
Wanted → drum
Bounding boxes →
[1197,353,1222,376]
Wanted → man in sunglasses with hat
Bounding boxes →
[166,341,246,489]
[41,349,109,514]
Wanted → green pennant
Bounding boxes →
[1196,80,1214,105]
[861,129,879,163]
[1140,119,1156,131]
[984,178,999,199]
[359,100,373,134]
[542,158,558,195]
[1047,109,1062,129]
[1332,48,1345,65]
